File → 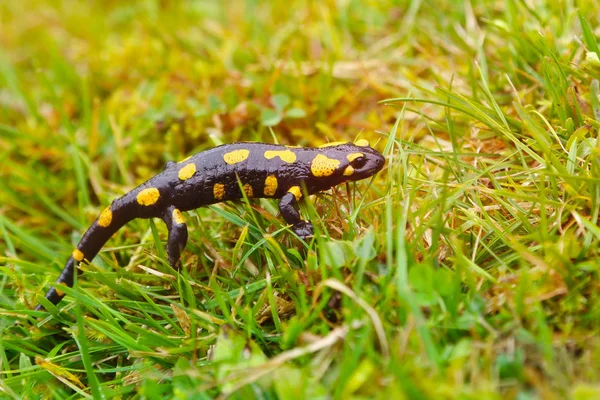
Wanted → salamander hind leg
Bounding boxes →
[278,189,313,239]
[162,206,189,270]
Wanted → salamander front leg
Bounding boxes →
[278,188,313,239]
[162,206,189,269]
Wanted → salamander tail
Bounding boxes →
[35,201,134,311]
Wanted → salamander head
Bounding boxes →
[311,140,385,185]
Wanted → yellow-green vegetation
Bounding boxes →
[1,1,600,398]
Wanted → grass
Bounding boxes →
[1,0,600,398]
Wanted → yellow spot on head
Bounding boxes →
[354,139,369,147]
[243,183,254,198]
[178,163,196,180]
[311,154,340,177]
[213,183,225,200]
[173,209,185,225]
[344,166,354,176]
[347,152,364,162]
[98,207,112,227]
[318,141,347,148]
[288,186,302,201]
[264,150,297,163]
[72,249,84,262]
[264,175,278,196]
[137,188,160,206]
[224,149,250,165]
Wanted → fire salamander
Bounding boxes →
[35,140,385,311]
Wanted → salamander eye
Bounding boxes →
[350,156,367,168]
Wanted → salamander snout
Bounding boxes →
[341,144,385,181]
[357,148,385,177]
[370,151,385,173]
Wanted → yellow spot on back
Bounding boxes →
[264,175,278,196]
[98,207,112,227]
[224,149,250,165]
[347,152,364,162]
[137,188,160,206]
[55,287,65,296]
[178,163,196,180]
[318,141,347,148]
[264,150,297,163]
[72,249,84,262]
[311,154,340,177]
[344,166,354,176]
[173,209,185,225]
[180,155,192,162]
[213,183,225,200]
[354,139,369,147]
[288,186,302,201]
[285,145,302,148]
[243,183,254,198]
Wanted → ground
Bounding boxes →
[0,1,599,399]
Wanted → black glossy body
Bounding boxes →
[36,141,385,310]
